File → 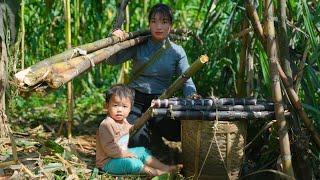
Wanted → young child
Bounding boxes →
[96,84,181,176]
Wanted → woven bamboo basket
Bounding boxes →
[181,120,247,180]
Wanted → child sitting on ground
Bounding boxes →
[96,84,182,176]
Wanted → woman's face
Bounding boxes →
[149,13,172,42]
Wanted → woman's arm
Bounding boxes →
[105,29,137,65]
[176,46,197,97]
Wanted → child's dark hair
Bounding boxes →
[148,3,173,24]
[105,84,135,106]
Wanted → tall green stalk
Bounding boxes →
[21,0,25,69]
[63,0,74,138]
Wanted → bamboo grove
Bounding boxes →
[0,0,319,179]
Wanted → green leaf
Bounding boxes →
[45,140,64,154]
[151,173,174,180]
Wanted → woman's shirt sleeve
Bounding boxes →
[105,45,138,65]
[176,46,197,97]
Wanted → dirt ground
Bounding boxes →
[0,115,183,179]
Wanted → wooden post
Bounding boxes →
[264,0,294,177]
[130,55,209,136]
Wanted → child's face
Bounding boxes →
[149,13,172,42]
[106,95,132,122]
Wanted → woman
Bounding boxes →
[107,3,199,148]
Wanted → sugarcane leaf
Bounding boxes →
[306,67,320,90]
[45,140,64,154]
[151,173,173,180]
[301,0,318,48]
[43,163,64,173]
[309,44,320,66]
[257,47,271,96]
[44,0,54,14]
[302,103,320,115]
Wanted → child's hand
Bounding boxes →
[112,29,126,41]
[122,151,137,158]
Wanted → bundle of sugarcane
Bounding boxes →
[150,98,290,121]
[14,29,191,94]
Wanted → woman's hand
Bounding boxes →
[112,29,126,41]
[187,93,202,100]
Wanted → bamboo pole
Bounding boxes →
[264,0,294,177]
[130,55,209,136]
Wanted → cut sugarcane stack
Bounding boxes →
[14,29,191,94]
[150,98,290,121]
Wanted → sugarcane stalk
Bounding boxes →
[245,0,320,150]
[264,0,294,177]
[42,36,148,90]
[278,0,293,83]
[155,104,275,111]
[276,61,320,148]
[151,109,290,120]
[113,0,130,30]
[64,0,73,139]
[15,28,189,85]
[118,2,131,84]
[246,52,254,96]
[151,98,271,108]
[245,0,265,43]
[159,55,209,99]
[236,17,250,97]
[14,30,149,86]
[130,55,209,136]
[21,0,25,69]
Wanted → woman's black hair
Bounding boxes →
[105,84,135,107]
[148,3,173,24]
